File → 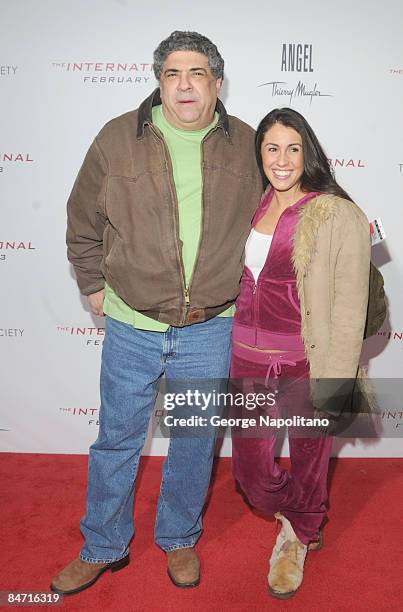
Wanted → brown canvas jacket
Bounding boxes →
[66,89,262,326]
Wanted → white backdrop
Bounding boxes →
[1,0,402,456]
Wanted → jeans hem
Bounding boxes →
[79,550,129,564]
[160,541,197,553]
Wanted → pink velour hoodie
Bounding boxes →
[232,189,319,352]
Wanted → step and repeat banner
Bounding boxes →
[1,0,402,456]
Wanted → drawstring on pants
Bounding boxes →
[264,358,298,387]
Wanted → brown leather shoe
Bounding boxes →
[50,555,129,596]
[167,548,200,588]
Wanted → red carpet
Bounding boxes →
[1,454,402,611]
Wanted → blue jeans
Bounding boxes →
[80,315,232,563]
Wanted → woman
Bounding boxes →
[231,108,370,599]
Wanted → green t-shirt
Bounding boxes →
[103,104,234,331]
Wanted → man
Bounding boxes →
[51,31,261,595]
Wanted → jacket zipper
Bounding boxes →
[248,198,278,344]
[252,282,258,346]
[186,126,220,308]
[149,125,189,320]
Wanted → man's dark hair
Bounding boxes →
[153,30,224,80]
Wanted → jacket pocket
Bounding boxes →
[234,279,254,326]
[287,283,301,314]
[105,231,122,268]
[103,223,118,256]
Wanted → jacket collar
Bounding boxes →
[252,188,319,227]
[136,87,230,139]
[292,194,338,282]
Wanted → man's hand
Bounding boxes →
[87,289,105,317]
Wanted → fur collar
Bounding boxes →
[291,194,339,355]
[292,194,339,294]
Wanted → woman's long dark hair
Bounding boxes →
[255,108,353,202]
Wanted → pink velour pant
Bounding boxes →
[230,343,333,545]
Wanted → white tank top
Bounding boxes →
[245,228,273,282]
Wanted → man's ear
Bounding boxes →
[215,78,222,95]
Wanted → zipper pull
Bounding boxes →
[184,288,190,306]
[252,284,257,294]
